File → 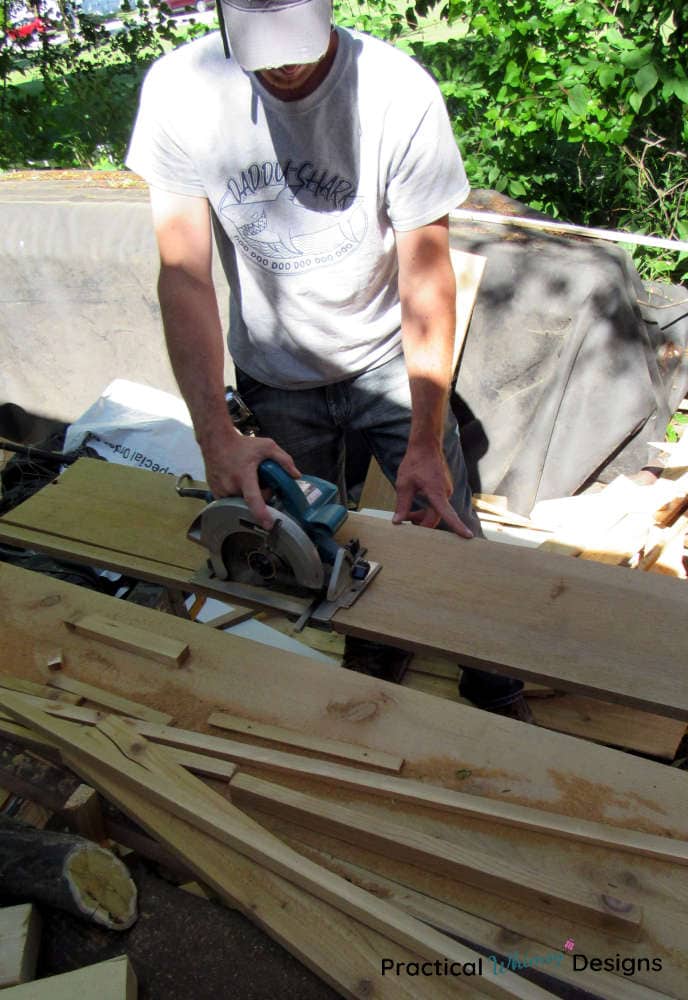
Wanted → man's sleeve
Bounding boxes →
[385,77,469,232]
[125,62,207,198]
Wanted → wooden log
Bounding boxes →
[2,955,137,999]
[0,816,138,931]
[64,615,189,667]
[0,903,41,988]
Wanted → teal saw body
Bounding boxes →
[183,460,381,622]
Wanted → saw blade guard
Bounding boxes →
[187,498,325,591]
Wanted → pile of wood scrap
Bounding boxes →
[0,687,684,999]
[2,561,688,997]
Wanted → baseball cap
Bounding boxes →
[218,0,333,71]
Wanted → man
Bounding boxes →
[126,0,529,718]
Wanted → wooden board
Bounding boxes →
[65,615,189,667]
[229,773,643,938]
[207,711,404,773]
[4,562,688,995]
[0,904,41,988]
[48,674,174,725]
[2,459,688,718]
[2,956,136,999]
[402,672,687,760]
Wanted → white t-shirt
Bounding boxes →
[127,27,469,388]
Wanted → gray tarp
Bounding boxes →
[2,178,686,513]
[450,209,688,514]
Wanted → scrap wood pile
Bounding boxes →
[0,675,684,999]
[479,422,688,579]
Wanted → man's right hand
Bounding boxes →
[202,429,301,530]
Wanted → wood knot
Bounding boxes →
[40,594,62,608]
[326,699,380,723]
[600,893,635,914]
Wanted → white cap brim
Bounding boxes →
[220,0,332,72]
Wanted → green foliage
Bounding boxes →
[1,0,686,281]
[398,0,688,280]
[0,1,211,169]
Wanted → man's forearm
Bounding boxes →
[401,263,456,448]
[158,263,237,456]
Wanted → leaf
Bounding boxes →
[668,78,688,103]
[508,178,527,197]
[567,84,589,116]
[597,64,617,88]
[634,62,658,99]
[629,90,643,112]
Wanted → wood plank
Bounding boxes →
[47,674,174,725]
[333,516,688,721]
[73,757,484,1000]
[64,615,189,667]
[13,691,688,867]
[229,772,642,938]
[0,904,41,988]
[202,607,255,629]
[207,711,404,773]
[402,673,686,760]
[4,564,688,996]
[530,694,687,760]
[0,675,81,706]
[6,701,549,1000]
[4,459,688,718]
[292,848,669,1000]
[2,956,136,999]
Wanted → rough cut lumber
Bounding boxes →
[3,458,688,718]
[202,607,256,629]
[229,772,642,938]
[3,702,552,1000]
[47,674,174,725]
[65,615,189,667]
[71,754,484,1000]
[61,783,106,842]
[9,693,688,869]
[0,815,137,930]
[294,848,668,1000]
[4,563,688,995]
[2,956,137,1000]
[0,675,81,706]
[0,708,238,784]
[0,904,41,988]
[208,711,404,773]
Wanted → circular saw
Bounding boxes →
[179,460,381,623]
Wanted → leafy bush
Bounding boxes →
[1,0,686,279]
[0,1,209,169]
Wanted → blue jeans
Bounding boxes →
[235,354,523,708]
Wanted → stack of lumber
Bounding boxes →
[0,687,683,999]
[532,429,688,577]
[2,562,688,997]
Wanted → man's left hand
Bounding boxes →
[392,443,473,538]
